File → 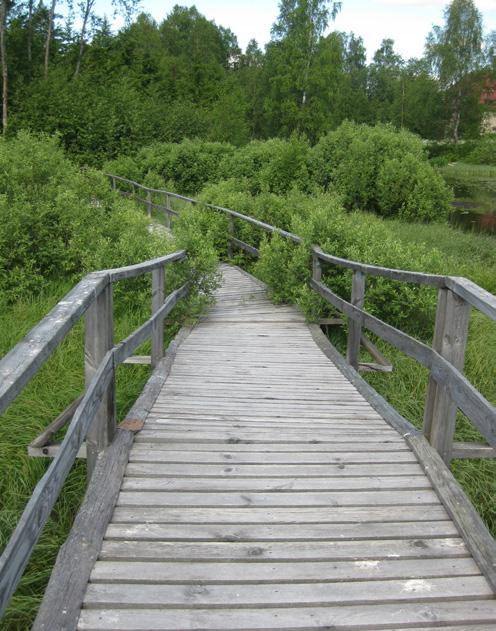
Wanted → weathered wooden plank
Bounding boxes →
[313,245,447,288]
[127,450,417,464]
[99,538,467,562]
[230,237,260,258]
[311,278,496,449]
[85,283,116,475]
[111,505,450,524]
[115,488,439,508]
[104,520,458,542]
[151,265,165,368]
[84,575,492,608]
[104,250,186,282]
[120,475,432,492]
[424,288,471,463]
[408,434,496,592]
[452,442,496,459]
[90,557,481,584]
[124,462,425,477]
[29,394,83,449]
[347,270,365,369]
[77,600,496,630]
[32,326,194,631]
[0,272,107,416]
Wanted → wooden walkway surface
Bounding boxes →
[77,265,496,630]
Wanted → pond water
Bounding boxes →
[450,201,496,235]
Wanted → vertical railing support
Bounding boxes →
[164,193,171,229]
[111,176,116,191]
[146,190,152,218]
[423,288,471,463]
[151,265,165,369]
[312,250,322,283]
[84,282,116,478]
[347,271,366,370]
[227,215,234,258]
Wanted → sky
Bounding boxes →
[114,0,496,62]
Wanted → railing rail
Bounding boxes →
[0,249,189,617]
[111,173,496,466]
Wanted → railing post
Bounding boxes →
[111,176,116,191]
[312,250,322,283]
[164,193,171,229]
[84,282,116,478]
[227,215,234,258]
[146,190,152,218]
[423,288,471,463]
[346,271,365,370]
[151,265,165,369]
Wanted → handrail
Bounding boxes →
[110,173,496,467]
[108,174,496,313]
[0,249,189,618]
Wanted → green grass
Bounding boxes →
[0,281,178,629]
[386,219,496,294]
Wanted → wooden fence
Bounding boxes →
[111,174,496,466]
[0,249,189,617]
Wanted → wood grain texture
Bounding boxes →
[74,265,495,631]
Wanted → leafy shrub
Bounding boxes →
[377,155,452,221]
[311,121,452,222]
[0,132,167,303]
[465,136,496,166]
[218,137,312,195]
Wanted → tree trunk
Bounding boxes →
[451,86,462,144]
[27,0,34,67]
[44,0,56,79]
[73,0,92,79]
[0,0,7,133]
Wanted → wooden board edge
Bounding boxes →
[32,325,194,631]
[407,434,496,593]
[308,323,496,594]
[307,323,419,438]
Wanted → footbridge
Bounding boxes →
[0,176,496,630]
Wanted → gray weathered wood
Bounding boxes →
[104,250,186,282]
[452,442,496,459]
[424,288,471,463]
[313,245,446,288]
[77,601,496,631]
[310,278,496,449]
[0,272,107,416]
[346,270,365,369]
[151,265,165,369]
[122,355,152,365]
[85,283,116,476]
[29,394,83,449]
[408,433,496,592]
[113,283,189,366]
[32,327,194,631]
[230,236,259,258]
[0,351,114,619]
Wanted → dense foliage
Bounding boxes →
[1,1,494,164]
[0,132,221,311]
[108,123,453,222]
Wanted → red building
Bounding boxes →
[480,78,496,105]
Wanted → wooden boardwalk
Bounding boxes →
[77,265,496,630]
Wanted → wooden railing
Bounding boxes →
[0,249,189,617]
[112,175,496,466]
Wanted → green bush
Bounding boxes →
[311,121,452,222]
[0,132,169,303]
[218,136,312,195]
[465,136,496,166]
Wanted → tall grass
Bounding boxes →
[0,281,177,629]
